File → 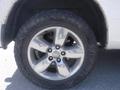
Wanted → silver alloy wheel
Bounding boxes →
[27,26,85,80]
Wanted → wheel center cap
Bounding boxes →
[52,51,60,58]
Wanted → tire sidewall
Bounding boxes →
[15,10,97,89]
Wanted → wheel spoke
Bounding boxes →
[54,27,68,46]
[63,46,84,59]
[34,58,51,73]
[29,38,49,53]
[28,26,85,80]
[56,59,70,77]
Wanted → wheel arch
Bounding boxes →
[3,0,107,48]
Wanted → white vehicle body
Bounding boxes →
[0,0,120,49]
[97,0,120,49]
[1,0,120,89]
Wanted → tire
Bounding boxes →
[14,10,97,89]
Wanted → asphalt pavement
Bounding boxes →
[0,42,120,90]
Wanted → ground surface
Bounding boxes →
[0,42,120,90]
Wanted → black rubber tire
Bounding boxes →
[14,10,97,90]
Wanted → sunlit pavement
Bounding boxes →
[0,42,120,90]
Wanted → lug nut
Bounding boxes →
[57,58,61,62]
[49,56,53,61]
[48,48,52,53]
[56,45,60,49]
[61,51,66,56]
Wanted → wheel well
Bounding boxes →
[4,0,107,48]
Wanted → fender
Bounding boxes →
[0,0,107,49]
[0,0,17,48]
[96,0,120,49]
